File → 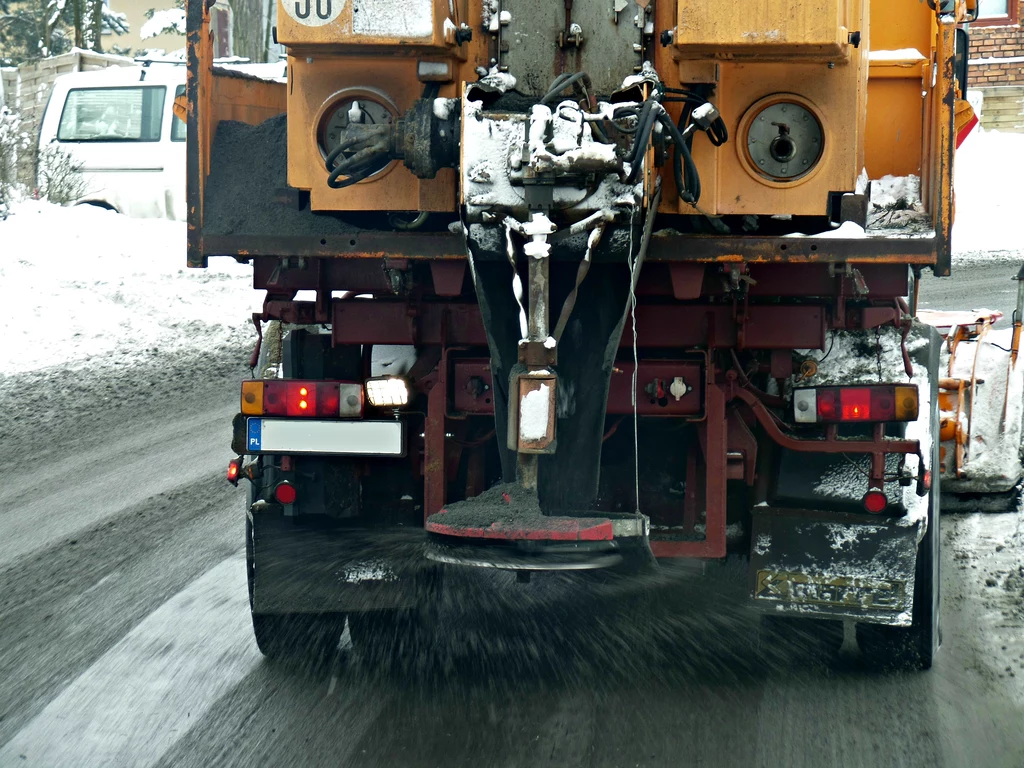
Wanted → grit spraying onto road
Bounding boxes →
[1,130,1024,766]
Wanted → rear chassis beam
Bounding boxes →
[243,254,923,559]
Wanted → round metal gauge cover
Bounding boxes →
[744,100,824,182]
[317,95,395,177]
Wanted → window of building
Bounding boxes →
[57,87,166,142]
[974,0,1019,27]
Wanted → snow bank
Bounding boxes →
[0,201,259,377]
[952,129,1024,261]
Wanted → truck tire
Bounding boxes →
[858,346,941,671]
[246,517,344,661]
[857,490,938,670]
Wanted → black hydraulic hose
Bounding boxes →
[324,125,389,170]
[624,97,659,168]
[541,71,591,105]
[658,108,700,204]
[326,142,389,188]
[610,104,642,133]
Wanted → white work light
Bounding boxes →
[365,376,410,408]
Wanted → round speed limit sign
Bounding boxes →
[285,0,343,26]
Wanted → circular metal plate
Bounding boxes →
[425,544,624,571]
[316,89,396,180]
[742,99,824,182]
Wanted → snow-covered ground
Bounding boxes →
[952,128,1024,263]
[0,201,259,379]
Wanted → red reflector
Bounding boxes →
[263,381,351,417]
[274,482,297,505]
[863,490,888,514]
[923,469,932,491]
[817,389,838,420]
[816,387,899,423]
[227,458,241,485]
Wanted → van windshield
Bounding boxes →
[57,86,166,142]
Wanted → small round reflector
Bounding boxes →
[923,470,932,491]
[274,482,297,505]
[863,489,888,514]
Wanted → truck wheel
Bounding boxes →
[246,517,344,660]
[857,501,938,670]
[859,360,941,671]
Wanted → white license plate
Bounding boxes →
[246,419,405,456]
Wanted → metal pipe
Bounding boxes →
[527,248,549,341]
[518,221,551,491]
[1012,264,1024,365]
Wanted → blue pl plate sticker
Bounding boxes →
[247,418,262,451]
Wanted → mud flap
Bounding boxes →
[749,508,923,627]
[249,513,437,614]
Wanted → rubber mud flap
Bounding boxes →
[537,263,632,513]
[468,256,632,514]
[249,514,434,614]
[749,507,923,626]
[231,412,246,455]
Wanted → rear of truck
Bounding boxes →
[187,0,978,667]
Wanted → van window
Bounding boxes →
[171,85,185,142]
[57,86,166,142]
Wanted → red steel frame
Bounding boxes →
[251,256,923,559]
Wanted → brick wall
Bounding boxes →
[969,0,1024,86]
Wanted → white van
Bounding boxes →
[38,65,187,221]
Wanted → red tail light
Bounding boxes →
[262,381,354,418]
[227,457,242,485]
[274,481,297,505]
[794,385,919,424]
[863,489,888,514]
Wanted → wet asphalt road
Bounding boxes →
[918,256,1023,324]
[1,262,1024,767]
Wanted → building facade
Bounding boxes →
[969,0,1024,130]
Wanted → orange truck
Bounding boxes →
[187,0,985,667]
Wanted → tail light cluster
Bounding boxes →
[793,385,919,424]
[240,381,364,418]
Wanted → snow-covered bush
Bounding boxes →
[141,7,187,40]
[0,106,31,219]
[37,141,86,205]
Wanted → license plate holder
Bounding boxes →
[245,418,405,457]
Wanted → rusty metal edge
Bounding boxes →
[647,234,939,264]
[202,233,938,264]
[185,0,205,268]
[934,19,957,278]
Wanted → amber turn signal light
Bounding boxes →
[241,381,264,415]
